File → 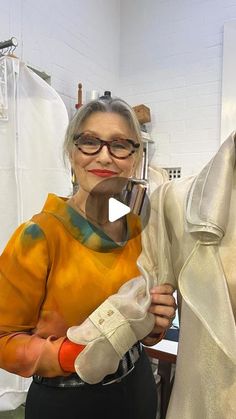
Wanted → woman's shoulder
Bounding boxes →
[31,193,69,230]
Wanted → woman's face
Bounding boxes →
[70,112,138,195]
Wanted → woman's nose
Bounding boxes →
[95,143,113,163]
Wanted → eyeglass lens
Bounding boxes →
[75,134,137,158]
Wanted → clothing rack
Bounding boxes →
[0,37,18,55]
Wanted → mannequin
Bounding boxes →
[139,132,236,419]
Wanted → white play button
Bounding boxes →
[108,197,130,222]
[84,177,150,239]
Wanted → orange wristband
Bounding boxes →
[58,338,85,372]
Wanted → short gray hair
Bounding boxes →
[63,97,143,173]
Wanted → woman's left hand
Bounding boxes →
[142,284,177,346]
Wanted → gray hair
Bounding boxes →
[63,97,143,174]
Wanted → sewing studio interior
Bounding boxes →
[0,1,235,419]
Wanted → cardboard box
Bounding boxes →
[133,104,151,124]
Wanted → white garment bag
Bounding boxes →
[0,56,71,410]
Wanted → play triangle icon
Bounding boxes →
[108,197,131,222]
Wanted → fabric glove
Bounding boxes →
[67,274,155,384]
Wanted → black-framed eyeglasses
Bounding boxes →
[73,133,140,159]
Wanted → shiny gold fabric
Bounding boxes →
[138,132,236,419]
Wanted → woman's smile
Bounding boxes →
[87,169,119,178]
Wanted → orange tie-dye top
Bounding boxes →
[0,194,141,378]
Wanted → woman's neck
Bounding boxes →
[68,189,108,225]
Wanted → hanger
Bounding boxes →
[0,37,18,57]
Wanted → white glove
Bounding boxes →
[67,275,155,384]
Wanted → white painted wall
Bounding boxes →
[0,0,120,118]
[221,20,236,142]
[120,0,236,176]
[2,1,236,175]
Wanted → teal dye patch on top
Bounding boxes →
[23,223,44,240]
[66,206,92,241]
[66,206,124,250]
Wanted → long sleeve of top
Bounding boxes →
[0,221,65,377]
[0,194,141,378]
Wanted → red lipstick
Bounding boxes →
[88,169,118,178]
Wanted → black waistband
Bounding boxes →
[33,342,142,387]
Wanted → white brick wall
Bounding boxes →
[0,0,120,118]
[120,0,236,176]
[1,0,236,175]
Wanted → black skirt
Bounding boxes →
[25,349,157,419]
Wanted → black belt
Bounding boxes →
[33,342,142,387]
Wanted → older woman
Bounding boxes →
[0,97,175,419]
